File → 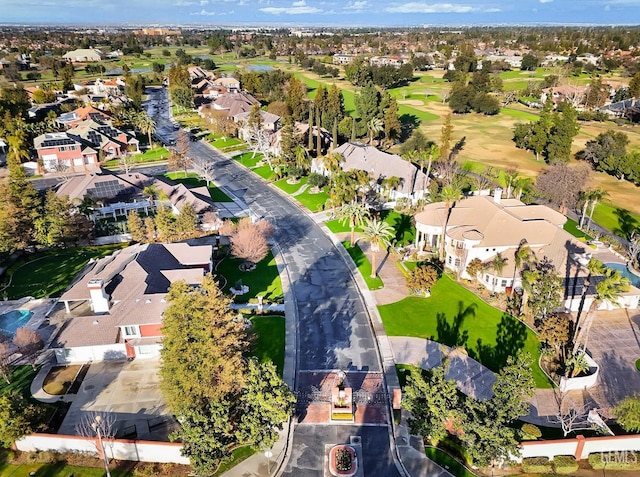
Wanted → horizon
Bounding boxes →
[2,0,640,27]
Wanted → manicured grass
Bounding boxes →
[213,446,256,476]
[294,187,329,212]
[500,108,539,121]
[3,244,128,299]
[252,165,277,181]
[378,275,549,387]
[0,366,39,399]
[103,147,170,167]
[250,315,285,376]
[210,137,243,149]
[0,461,133,477]
[163,172,233,202]
[215,251,283,302]
[563,217,594,241]
[398,103,439,122]
[234,152,264,168]
[592,202,640,237]
[424,447,477,477]
[342,241,384,290]
[274,177,308,195]
[326,211,415,246]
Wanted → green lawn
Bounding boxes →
[294,187,329,212]
[398,103,439,122]
[3,244,128,299]
[163,172,233,202]
[274,177,308,195]
[592,202,640,238]
[210,137,243,149]
[563,217,594,242]
[0,366,39,399]
[0,461,132,477]
[250,315,285,376]
[424,447,478,477]
[500,108,539,121]
[234,152,264,168]
[342,241,384,290]
[326,210,415,246]
[215,251,283,302]
[378,275,549,387]
[252,165,277,181]
[103,147,170,167]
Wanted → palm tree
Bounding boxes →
[383,176,402,201]
[143,185,159,207]
[337,202,370,247]
[504,168,520,199]
[488,253,508,291]
[293,145,310,173]
[137,111,156,149]
[438,185,463,261]
[323,151,343,187]
[586,188,608,233]
[350,169,371,203]
[578,190,593,229]
[572,265,630,354]
[361,218,394,278]
[367,117,383,145]
[511,240,533,297]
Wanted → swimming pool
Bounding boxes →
[0,309,33,337]
[605,263,640,288]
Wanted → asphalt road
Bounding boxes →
[187,134,401,476]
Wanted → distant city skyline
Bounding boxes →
[1,0,639,27]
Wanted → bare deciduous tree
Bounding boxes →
[0,340,13,384]
[13,328,44,370]
[229,218,273,267]
[218,219,237,237]
[192,157,216,187]
[548,390,592,437]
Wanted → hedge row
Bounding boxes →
[588,451,640,470]
[522,455,578,474]
[522,457,553,473]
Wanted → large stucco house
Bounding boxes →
[52,242,212,364]
[311,142,428,204]
[415,189,640,312]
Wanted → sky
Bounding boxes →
[1,0,640,26]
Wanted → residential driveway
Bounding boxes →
[586,308,640,408]
[58,358,173,440]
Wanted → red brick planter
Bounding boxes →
[329,445,357,477]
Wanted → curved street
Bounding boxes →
[186,136,403,476]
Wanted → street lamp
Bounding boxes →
[264,449,273,476]
[92,416,111,477]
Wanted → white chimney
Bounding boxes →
[87,278,110,313]
[493,187,503,205]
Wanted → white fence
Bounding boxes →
[520,434,640,461]
[15,433,189,465]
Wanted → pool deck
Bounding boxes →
[0,297,58,340]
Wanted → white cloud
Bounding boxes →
[539,0,553,3]
[343,0,369,12]
[385,3,474,13]
[385,2,502,13]
[190,8,215,14]
[260,1,322,14]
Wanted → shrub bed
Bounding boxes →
[588,451,640,470]
[553,455,578,474]
[522,457,553,473]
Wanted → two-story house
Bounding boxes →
[53,242,213,364]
